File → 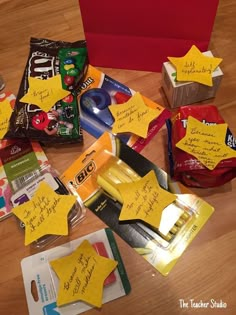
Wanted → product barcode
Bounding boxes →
[11,169,41,192]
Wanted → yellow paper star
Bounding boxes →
[109,92,159,138]
[20,75,70,112]
[117,170,177,228]
[12,181,77,245]
[0,99,13,139]
[168,45,222,86]
[50,240,118,308]
[176,116,236,170]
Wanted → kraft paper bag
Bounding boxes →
[79,0,219,72]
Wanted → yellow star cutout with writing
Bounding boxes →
[0,98,13,139]
[176,116,236,170]
[168,45,222,86]
[117,170,177,228]
[20,75,70,112]
[109,92,159,138]
[12,181,77,245]
[50,240,118,307]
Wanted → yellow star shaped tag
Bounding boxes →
[50,240,118,308]
[0,99,13,139]
[176,116,236,170]
[12,181,77,245]
[20,75,70,112]
[117,170,177,228]
[168,45,222,86]
[109,92,159,138]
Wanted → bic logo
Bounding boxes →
[75,161,96,185]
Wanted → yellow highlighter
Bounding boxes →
[97,161,191,243]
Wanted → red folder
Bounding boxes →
[79,0,219,72]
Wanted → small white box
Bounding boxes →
[161,51,223,108]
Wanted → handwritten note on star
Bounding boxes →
[109,92,159,138]
[20,75,70,112]
[168,45,222,86]
[0,99,13,138]
[12,181,76,245]
[117,170,177,228]
[176,116,236,170]
[50,240,118,307]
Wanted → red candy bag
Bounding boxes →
[167,105,236,188]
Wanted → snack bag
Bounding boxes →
[167,105,236,188]
[6,38,88,144]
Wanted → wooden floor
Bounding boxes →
[0,0,236,314]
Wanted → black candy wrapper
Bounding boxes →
[6,37,88,144]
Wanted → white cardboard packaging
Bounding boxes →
[161,51,223,108]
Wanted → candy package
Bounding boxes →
[167,104,236,188]
[6,38,88,144]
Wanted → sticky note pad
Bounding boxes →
[168,45,222,86]
[0,99,13,139]
[12,181,77,245]
[117,170,177,228]
[109,92,159,138]
[50,240,118,307]
[20,75,70,112]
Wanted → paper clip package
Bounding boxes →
[61,132,214,276]
[21,228,131,315]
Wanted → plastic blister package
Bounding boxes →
[12,163,86,249]
[0,138,50,220]
[95,151,195,249]
[60,132,214,275]
[21,228,130,315]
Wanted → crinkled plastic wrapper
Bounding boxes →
[167,105,236,188]
[6,38,88,144]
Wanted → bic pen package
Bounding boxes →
[60,132,214,276]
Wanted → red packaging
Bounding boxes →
[167,105,236,188]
